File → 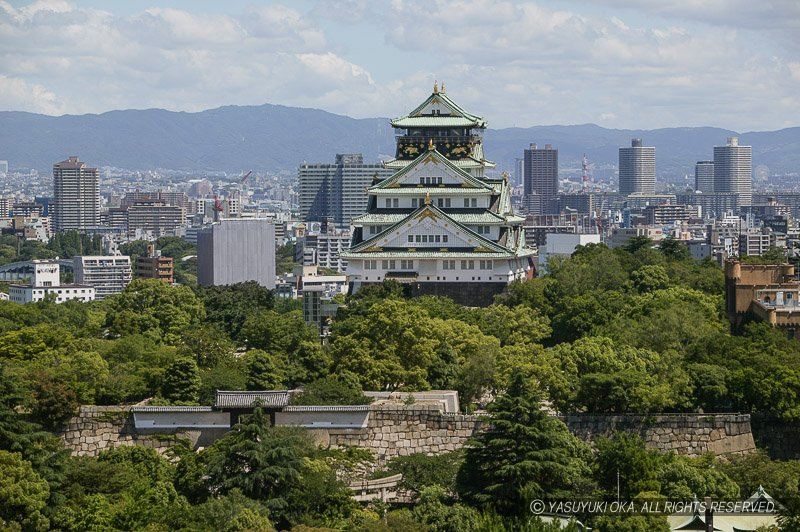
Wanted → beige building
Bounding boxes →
[725,260,800,337]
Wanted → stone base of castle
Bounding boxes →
[350,281,508,307]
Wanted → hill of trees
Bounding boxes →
[2,240,800,529]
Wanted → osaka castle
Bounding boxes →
[342,83,535,306]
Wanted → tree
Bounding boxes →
[659,237,690,261]
[465,304,551,346]
[246,350,286,390]
[330,299,439,390]
[240,310,318,356]
[105,279,206,344]
[631,264,670,293]
[203,409,315,511]
[161,358,201,404]
[0,363,68,491]
[457,371,593,516]
[291,375,371,405]
[547,337,691,413]
[0,450,50,531]
[30,372,79,430]
[190,489,275,531]
[195,282,274,339]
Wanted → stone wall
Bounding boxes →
[564,414,756,457]
[60,406,757,461]
[311,404,483,464]
[59,406,225,457]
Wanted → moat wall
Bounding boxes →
[59,406,227,457]
[563,414,756,457]
[60,407,758,460]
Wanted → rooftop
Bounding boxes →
[214,390,292,408]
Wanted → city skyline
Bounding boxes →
[0,0,798,131]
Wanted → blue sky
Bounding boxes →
[1,0,798,130]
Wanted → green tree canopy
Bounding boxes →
[457,371,593,516]
[105,279,206,344]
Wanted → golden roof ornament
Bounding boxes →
[502,171,509,181]
[433,81,438,94]
[424,192,431,205]
[441,81,446,93]
[428,138,435,151]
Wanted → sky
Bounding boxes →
[0,0,798,131]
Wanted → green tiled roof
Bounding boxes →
[391,91,486,126]
[341,250,516,259]
[372,187,494,195]
[354,211,509,225]
[349,202,510,254]
[374,148,494,191]
[391,116,482,128]
[385,157,492,169]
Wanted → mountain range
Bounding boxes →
[1,103,798,179]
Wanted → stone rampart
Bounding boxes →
[309,404,482,464]
[564,413,756,457]
[59,406,224,457]
[60,406,757,461]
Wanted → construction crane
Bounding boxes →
[212,195,224,222]
[581,153,590,191]
[240,170,252,186]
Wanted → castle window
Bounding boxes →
[385,198,391,208]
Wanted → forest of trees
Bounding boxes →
[2,236,800,530]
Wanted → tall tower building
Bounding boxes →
[53,156,100,232]
[695,161,715,193]
[714,137,752,207]
[618,138,655,196]
[342,84,534,306]
[299,154,392,228]
[523,143,558,214]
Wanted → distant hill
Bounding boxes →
[1,103,798,178]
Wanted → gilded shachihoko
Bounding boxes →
[342,84,535,306]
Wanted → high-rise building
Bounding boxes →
[53,156,100,232]
[0,161,8,174]
[695,161,715,193]
[299,154,392,228]
[343,84,534,306]
[714,137,752,207]
[74,255,132,299]
[523,143,558,214]
[197,218,276,288]
[618,139,655,196]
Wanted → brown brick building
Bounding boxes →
[135,244,174,284]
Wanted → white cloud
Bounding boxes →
[0,0,796,132]
[0,74,64,114]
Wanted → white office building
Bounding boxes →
[9,260,95,303]
[74,255,132,300]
